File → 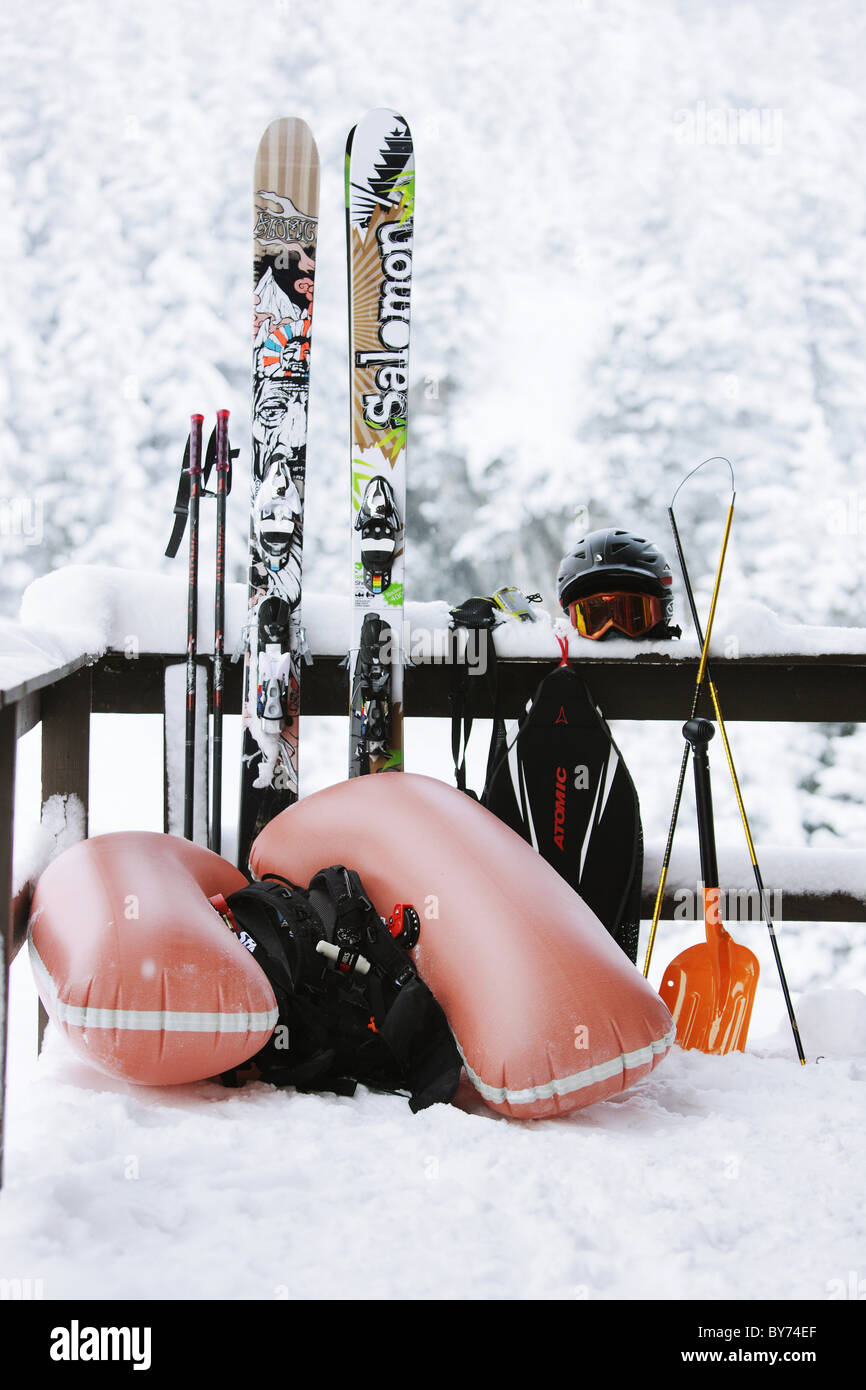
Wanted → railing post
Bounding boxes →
[0,704,17,1188]
[41,667,91,833]
[38,667,91,1047]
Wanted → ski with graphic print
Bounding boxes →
[345,109,414,778]
[237,117,319,870]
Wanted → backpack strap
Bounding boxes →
[223,867,462,1110]
[307,867,463,1110]
[448,596,509,797]
[220,878,355,1093]
[308,866,416,989]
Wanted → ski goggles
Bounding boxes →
[568,591,663,640]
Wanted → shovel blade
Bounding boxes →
[659,926,759,1055]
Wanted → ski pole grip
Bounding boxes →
[216,409,230,471]
[189,414,204,475]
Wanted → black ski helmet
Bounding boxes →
[556,528,680,637]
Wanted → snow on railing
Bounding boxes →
[13,562,866,673]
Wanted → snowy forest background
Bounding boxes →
[2,0,866,868]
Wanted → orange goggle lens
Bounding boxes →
[569,591,663,640]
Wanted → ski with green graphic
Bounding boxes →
[345,109,414,778]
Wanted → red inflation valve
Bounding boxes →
[387,904,421,950]
[209,893,238,933]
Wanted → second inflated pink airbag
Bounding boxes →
[250,772,674,1118]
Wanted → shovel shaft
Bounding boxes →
[642,503,734,978]
[669,509,807,1066]
[684,718,719,889]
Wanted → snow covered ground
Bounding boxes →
[3,981,864,1304]
[3,706,865,1305]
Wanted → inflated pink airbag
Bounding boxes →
[250,773,674,1118]
[28,832,278,1085]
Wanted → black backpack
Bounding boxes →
[449,599,643,963]
[216,867,462,1112]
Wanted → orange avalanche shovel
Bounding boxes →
[659,717,759,1053]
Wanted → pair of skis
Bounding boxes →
[165,409,234,852]
[236,110,414,871]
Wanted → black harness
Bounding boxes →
[217,868,462,1112]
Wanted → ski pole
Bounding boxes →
[668,507,807,1065]
[643,478,734,978]
[183,414,204,841]
[210,409,230,855]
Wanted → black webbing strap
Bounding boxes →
[165,433,195,559]
[224,879,358,1068]
[225,880,311,997]
[225,869,462,1110]
[449,629,473,794]
[448,598,507,798]
[165,424,237,558]
[202,423,238,497]
[309,866,416,990]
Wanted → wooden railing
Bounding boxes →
[2,642,866,1183]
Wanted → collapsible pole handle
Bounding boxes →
[683,718,718,888]
[685,717,728,1010]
